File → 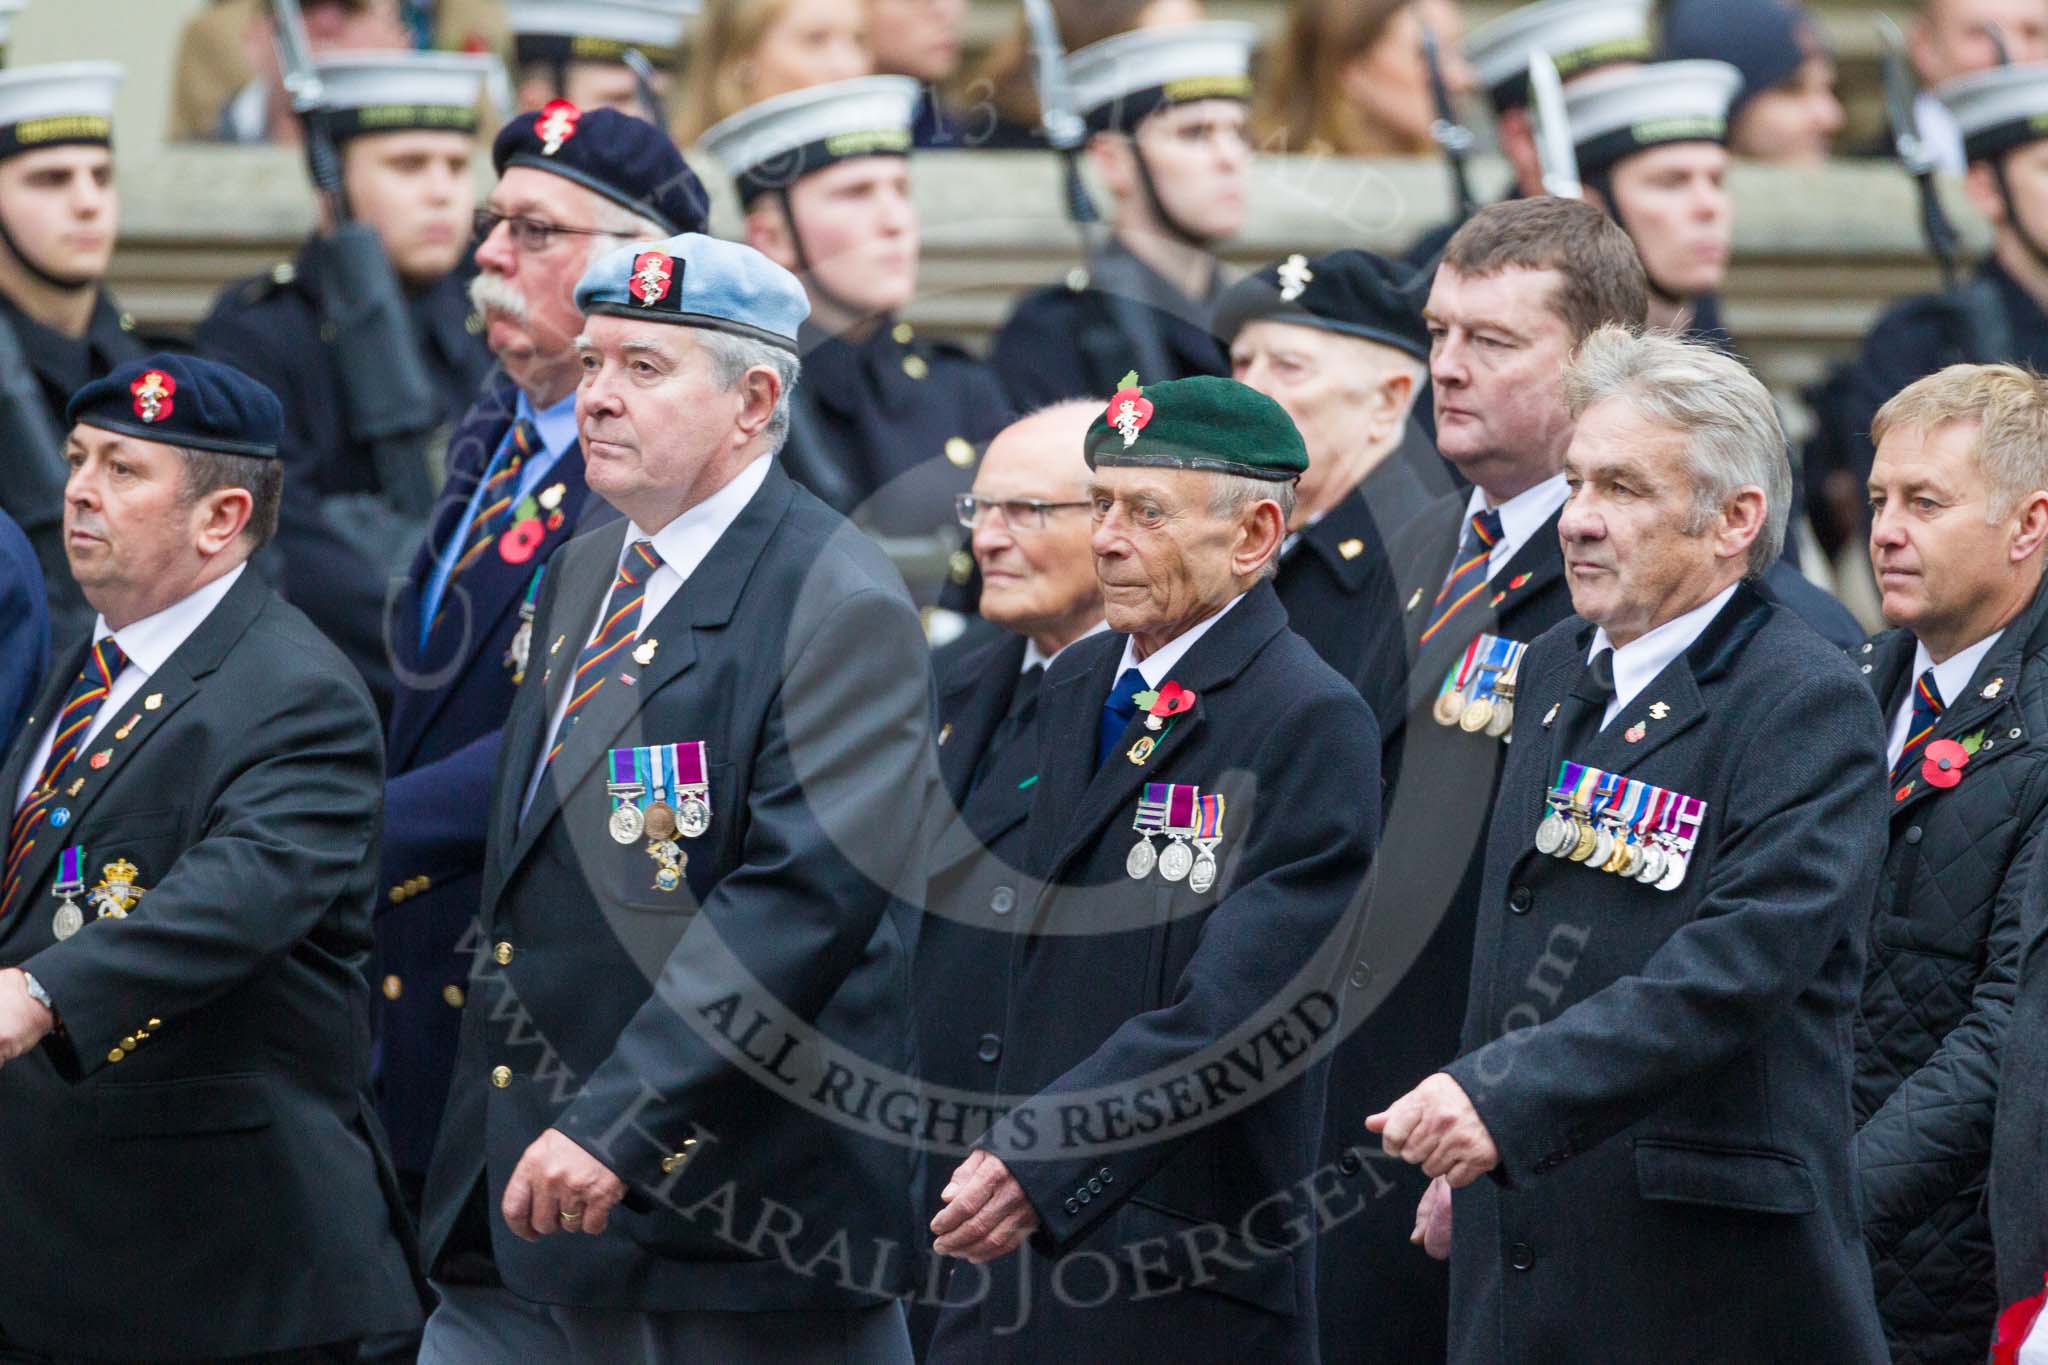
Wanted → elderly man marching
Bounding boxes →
[415,232,938,1364]
[925,376,1379,1364]
[1371,327,1891,1362]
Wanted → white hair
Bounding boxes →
[695,328,801,454]
[1207,472,1297,581]
[1563,325,1791,576]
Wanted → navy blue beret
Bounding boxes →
[66,353,284,458]
[1664,0,1818,116]
[1214,249,1430,363]
[493,99,709,236]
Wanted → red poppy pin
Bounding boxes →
[131,370,175,423]
[1107,370,1154,449]
[1132,679,1197,732]
[630,251,674,307]
[1920,738,1969,789]
[537,99,581,155]
[498,517,546,565]
[1508,573,1531,590]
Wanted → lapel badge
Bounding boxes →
[538,482,566,512]
[1983,677,2005,700]
[1648,701,1670,720]
[1895,781,1914,803]
[550,634,566,655]
[49,808,70,828]
[1624,722,1646,744]
[88,750,112,770]
[66,778,84,797]
[1406,587,1423,613]
[620,672,638,687]
[1128,735,1157,765]
[1339,538,1363,561]
[1508,573,1531,590]
[143,693,162,711]
[1490,592,1507,607]
[1542,702,1560,728]
[1133,680,1196,732]
[633,638,659,667]
[113,715,137,741]
[937,723,953,747]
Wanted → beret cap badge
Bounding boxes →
[130,370,175,424]
[1277,253,1314,302]
[631,251,674,307]
[1108,370,1154,449]
[537,98,581,155]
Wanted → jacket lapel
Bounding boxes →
[935,635,1026,808]
[1296,487,1385,592]
[1891,620,2035,818]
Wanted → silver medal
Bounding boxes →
[1637,843,1666,884]
[1126,837,1157,880]
[1159,838,1194,883]
[1589,828,1615,868]
[1655,848,1688,892]
[609,803,644,844]
[1188,854,1217,895]
[1534,811,1569,856]
[52,899,82,941]
[678,794,710,839]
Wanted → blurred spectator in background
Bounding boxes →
[1909,0,2048,173]
[966,0,1203,149]
[1255,0,1475,157]
[1665,0,1844,164]
[505,0,694,120]
[0,505,46,751]
[868,0,970,146]
[672,0,870,144]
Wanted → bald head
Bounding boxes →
[969,401,1105,656]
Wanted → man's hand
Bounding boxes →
[1366,1072,1500,1187]
[0,968,54,1067]
[501,1128,628,1241]
[1412,1174,1453,1260]
[930,1149,1040,1263]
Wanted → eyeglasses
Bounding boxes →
[954,494,1092,531]
[472,208,622,253]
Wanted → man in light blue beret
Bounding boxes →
[415,232,938,1364]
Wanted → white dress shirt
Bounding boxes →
[524,456,771,811]
[1588,580,1740,728]
[1022,620,1110,673]
[1467,474,1570,580]
[1886,631,2004,770]
[16,564,247,808]
[1113,592,1247,689]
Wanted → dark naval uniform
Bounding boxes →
[0,572,423,1360]
[0,506,47,751]
[0,288,146,648]
[1315,487,1574,1364]
[1274,485,1408,795]
[925,584,1379,1365]
[196,241,495,715]
[1443,582,1889,1364]
[987,239,1231,413]
[784,317,1011,601]
[371,375,615,1186]
[418,466,937,1326]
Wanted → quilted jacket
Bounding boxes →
[1852,584,2048,1365]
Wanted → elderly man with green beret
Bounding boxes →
[925,375,1380,1365]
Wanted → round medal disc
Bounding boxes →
[643,802,678,842]
[1603,839,1633,875]
[609,804,644,845]
[1637,844,1666,884]
[654,864,682,892]
[1568,823,1600,862]
[1589,829,1615,867]
[1433,690,1465,727]
[679,796,710,838]
[1535,812,1568,856]
[1126,839,1157,880]
[1486,700,1514,738]
[52,901,82,941]
[1460,699,1495,734]
[1655,850,1688,892]
[1159,839,1194,883]
[1188,855,1217,895]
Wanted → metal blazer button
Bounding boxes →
[976,1033,1001,1063]
[1510,1242,1535,1271]
[1508,886,1533,914]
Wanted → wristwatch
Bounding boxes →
[20,970,54,1017]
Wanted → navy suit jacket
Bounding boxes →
[0,506,47,751]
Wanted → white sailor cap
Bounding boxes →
[0,2,30,66]
[1467,0,1653,113]
[1939,62,2048,164]
[700,75,920,205]
[1066,21,1258,134]
[0,61,120,162]
[506,0,695,68]
[313,51,494,141]
[1564,59,1739,176]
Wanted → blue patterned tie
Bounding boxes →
[1098,667,1147,767]
[1891,668,1944,788]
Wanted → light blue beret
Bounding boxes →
[573,232,809,352]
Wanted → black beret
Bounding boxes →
[67,353,283,458]
[493,100,709,236]
[1214,249,1430,363]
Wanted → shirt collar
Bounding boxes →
[1022,620,1109,673]
[1465,473,1569,569]
[1911,629,2005,710]
[519,386,580,461]
[1115,593,1247,689]
[96,563,247,676]
[1589,579,1740,709]
[629,454,772,581]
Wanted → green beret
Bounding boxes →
[1084,374,1307,482]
